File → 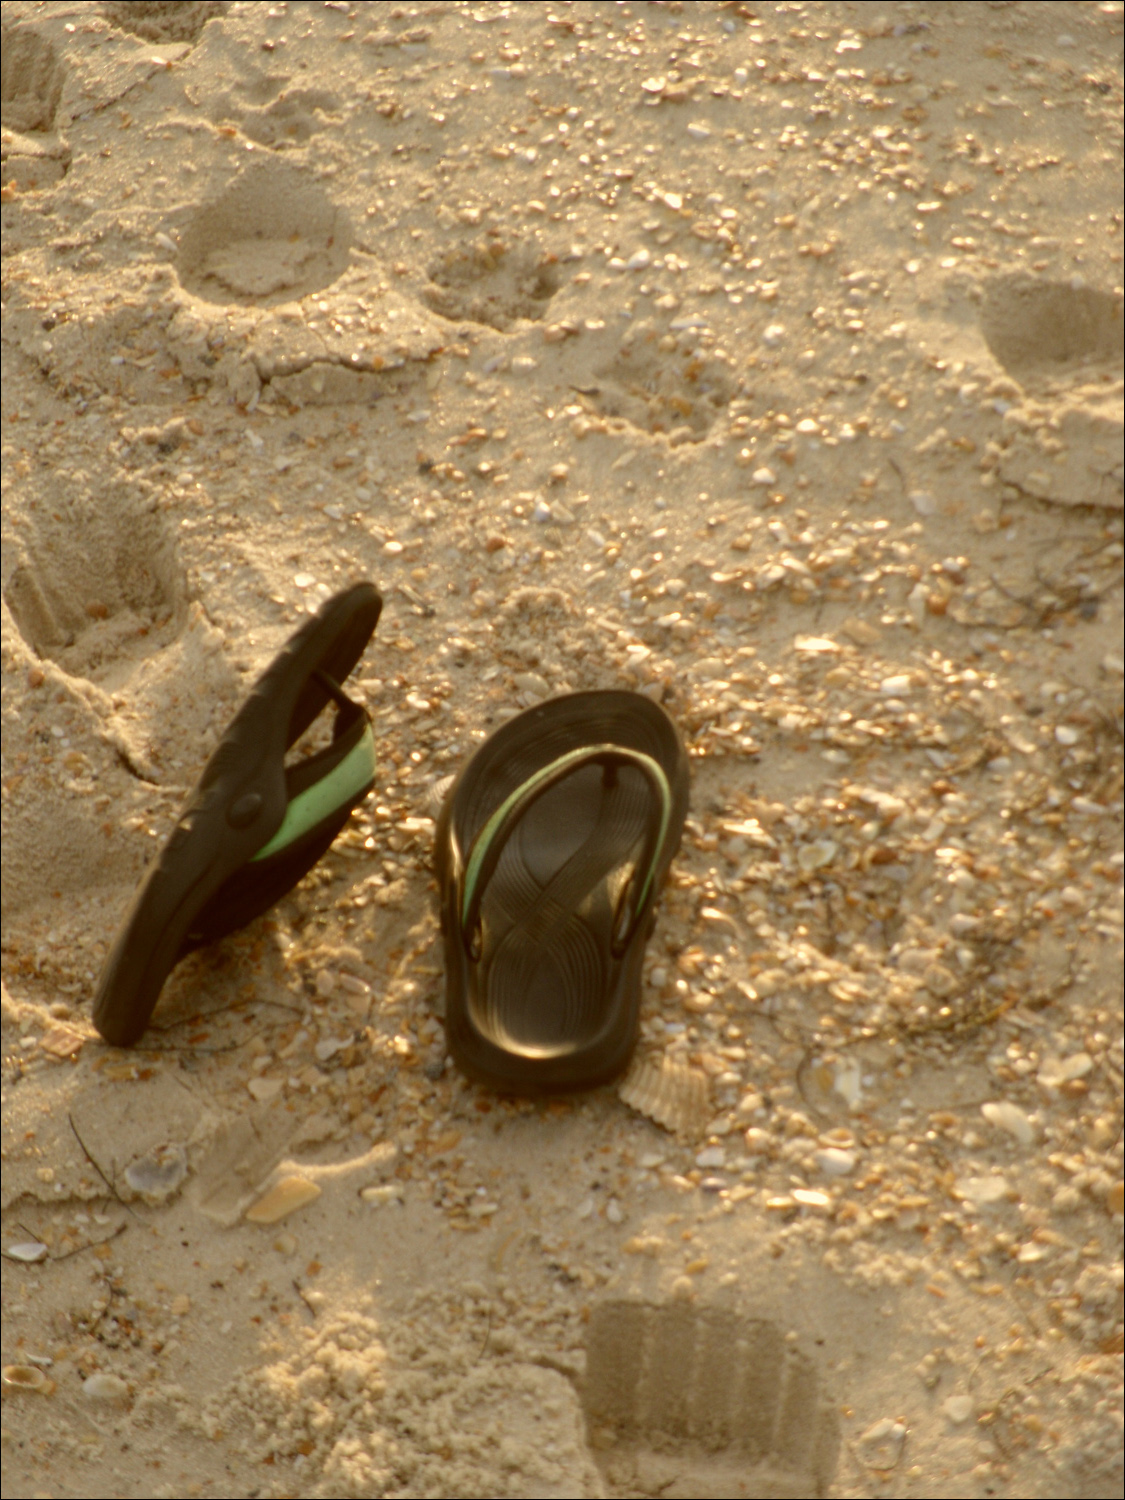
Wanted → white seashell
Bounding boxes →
[1038,1053,1092,1089]
[5,1241,48,1263]
[619,1052,710,1137]
[797,839,838,873]
[955,1174,1010,1207]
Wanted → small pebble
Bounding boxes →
[792,1188,831,1210]
[980,1100,1035,1147]
[247,1077,284,1103]
[943,1394,974,1426]
[695,1146,726,1169]
[814,1147,857,1177]
[955,1174,1010,1207]
[83,1372,129,1402]
[857,1418,907,1470]
[361,1184,404,1207]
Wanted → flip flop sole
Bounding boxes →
[92,582,381,1047]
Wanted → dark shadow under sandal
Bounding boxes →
[93,582,382,1048]
[435,690,690,1093]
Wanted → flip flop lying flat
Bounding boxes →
[93,582,382,1048]
[435,690,690,1092]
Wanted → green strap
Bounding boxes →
[461,743,672,928]
[251,721,376,862]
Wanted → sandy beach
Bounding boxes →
[1,2,1123,1496]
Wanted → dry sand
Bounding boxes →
[1,2,1123,1497]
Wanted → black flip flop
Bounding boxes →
[93,582,382,1047]
[435,690,690,1092]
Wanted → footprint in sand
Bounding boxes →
[980,273,1123,382]
[4,485,188,688]
[981,274,1124,510]
[99,1,228,45]
[0,24,70,190]
[2,465,240,795]
[0,26,65,133]
[588,339,735,446]
[422,235,561,331]
[583,1298,840,1499]
[176,159,353,307]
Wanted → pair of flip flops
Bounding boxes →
[93,583,690,1092]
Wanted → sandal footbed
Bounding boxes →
[436,690,689,1092]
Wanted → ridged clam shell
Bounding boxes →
[619,1052,710,1137]
[422,773,455,819]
